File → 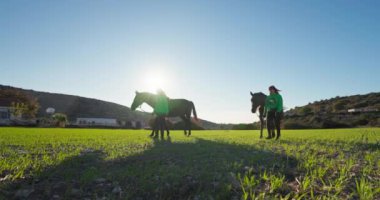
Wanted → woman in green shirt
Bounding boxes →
[153,89,169,138]
[264,85,283,140]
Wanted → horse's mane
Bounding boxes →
[139,92,155,96]
[252,92,266,97]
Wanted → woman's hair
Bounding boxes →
[157,88,166,96]
[269,85,280,93]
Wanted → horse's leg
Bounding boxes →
[159,116,165,139]
[270,119,275,138]
[271,114,276,139]
[187,115,191,136]
[180,116,188,135]
[266,120,271,139]
[149,117,156,137]
[150,118,156,137]
[165,118,170,136]
[266,112,274,139]
[166,125,170,136]
[275,112,282,140]
[185,109,192,136]
[259,117,263,139]
[154,128,159,138]
[153,117,160,138]
[150,129,154,137]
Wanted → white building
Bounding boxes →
[0,106,33,125]
[0,106,11,125]
[131,120,145,129]
[348,107,379,113]
[76,118,119,127]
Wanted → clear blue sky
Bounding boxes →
[1,1,379,123]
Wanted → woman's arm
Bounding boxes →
[263,97,268,116]
[277,95,283,112]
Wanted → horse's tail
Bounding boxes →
[191,101,198,121]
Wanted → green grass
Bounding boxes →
[0,128,379,199]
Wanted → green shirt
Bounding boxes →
[154,95,169,115]
[264,93,283,113]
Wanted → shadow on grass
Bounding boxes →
[279,139,380,152]
[1,137,299,199]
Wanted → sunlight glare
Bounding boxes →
[144,70,168,93]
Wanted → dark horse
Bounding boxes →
[131,91,198,137]
[250,92,267,138]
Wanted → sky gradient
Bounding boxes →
[1,1,379,123]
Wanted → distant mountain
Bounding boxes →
[0,85,221,129]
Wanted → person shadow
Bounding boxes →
[1,137,299,200]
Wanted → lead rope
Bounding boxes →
[256,105,261,118]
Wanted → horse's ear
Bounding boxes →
[250,91,254,96]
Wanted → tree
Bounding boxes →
[0,88,39,119]
[10,102,28,118]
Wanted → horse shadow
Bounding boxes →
[1,137,299,200]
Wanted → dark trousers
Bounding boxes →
[267,110,282,138]
[154,115,167,137]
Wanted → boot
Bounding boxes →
[271,132,276,139]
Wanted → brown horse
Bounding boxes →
[250,92,267,138]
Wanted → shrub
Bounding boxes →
[232,123,259,130]
[353,119,369,126]
[300,107,312,115]
[283,122,312,129]
[321,119,351,128]
[333,100,348,112]
[52,113,68,127]
[172,121,204,130]
[353,101,369,108]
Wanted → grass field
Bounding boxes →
[0,128,379,200]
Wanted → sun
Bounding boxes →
[144,70,168,92]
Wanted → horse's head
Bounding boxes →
[131,91,144,111]
[250,91,265,113]
[131,91,156,111]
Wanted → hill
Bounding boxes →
[283,92,380,128]
[231,92,380,130]
[0,85,220,129]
